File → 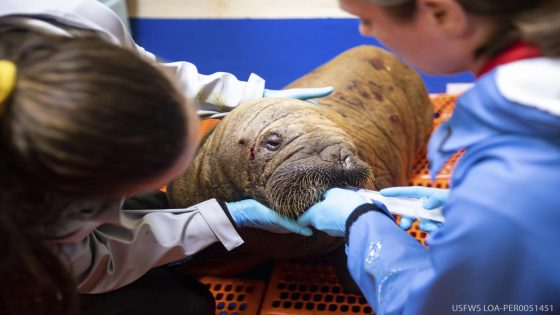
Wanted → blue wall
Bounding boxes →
[131,18,474,93]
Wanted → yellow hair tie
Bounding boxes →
[0,60,17,116]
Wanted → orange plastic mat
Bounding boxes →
[200,277,266,315]
[410,95,463,190]
[198,118,221,140]
[260,259,373,315]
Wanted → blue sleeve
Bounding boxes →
[346,211,432,314]
[346,140,560,314]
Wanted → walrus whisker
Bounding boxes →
[264,159,372,218]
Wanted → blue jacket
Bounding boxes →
[346,57,560,314]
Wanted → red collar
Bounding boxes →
[476,41,542,78]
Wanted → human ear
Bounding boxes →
[417,0,469,37]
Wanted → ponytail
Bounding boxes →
[368,0,560,57]
[458,0,560,58]
[516,0,560,56]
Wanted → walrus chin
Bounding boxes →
[265,158,374,218]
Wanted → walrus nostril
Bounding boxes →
[343,156,353,168]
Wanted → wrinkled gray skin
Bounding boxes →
[168,98,373,218]
[168,46,432,219]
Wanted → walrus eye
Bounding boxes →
[264,133,282,151]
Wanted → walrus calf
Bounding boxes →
[168,46,433,218]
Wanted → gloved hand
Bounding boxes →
[225,199,312,236]
[297,188,370,237]
[263,86,334,104]
[380,186,449,232]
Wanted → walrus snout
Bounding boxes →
[342,155,364,171]
[318,144,357,169]
[263,138,373,218]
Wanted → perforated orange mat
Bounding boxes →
[260,259,374,315]
[200,277,266,315]
[197,95,460,315]
[410,95,463,190]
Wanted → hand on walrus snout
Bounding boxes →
[225,199,313,236]
[298,188,373,237]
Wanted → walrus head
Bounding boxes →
[168,98,373,218]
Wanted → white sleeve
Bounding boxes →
[57,199,244,294]
[1,0,267,116]
[162,62,266,116]
[73,0,267,115]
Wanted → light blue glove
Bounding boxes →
[380,186,449,232]
[263,86,334,104]
[297,188,370,237]
[226,199,312,236]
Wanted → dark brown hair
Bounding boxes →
[0,19,192,314]
[368,0,560,58]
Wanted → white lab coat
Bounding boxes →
[50,198,243,294]
[0,0,266,117]
[0,0,250,293]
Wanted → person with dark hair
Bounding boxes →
[0,4,317,315]
[298,0,560,314]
